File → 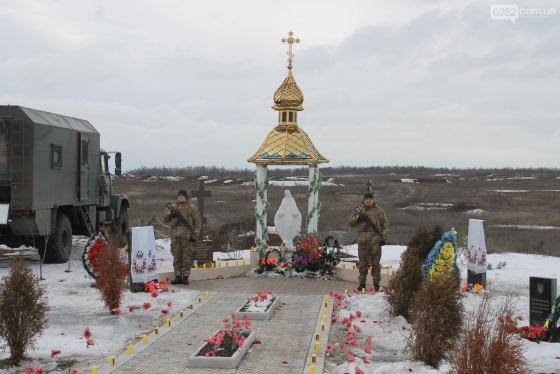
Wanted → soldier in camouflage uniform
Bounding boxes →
[348,192,389,291]
[163,190,201,285]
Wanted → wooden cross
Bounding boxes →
[366,180,373,193]
[281,30,300,68]
[190,179,212,240]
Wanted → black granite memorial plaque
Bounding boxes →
[530,276,557,326]
[192,240,214,265]
[467,270,487,288]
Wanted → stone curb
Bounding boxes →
[303,294,333,374]
[93,291,216,374]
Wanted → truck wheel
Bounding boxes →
[41,215,73,264]
[113,208,129,247]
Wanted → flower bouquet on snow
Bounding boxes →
[239,289,275,313]
[82,229,110,278]
[292,258,308,273]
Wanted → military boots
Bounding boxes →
[171,276,182,285]
[182,276,189,285]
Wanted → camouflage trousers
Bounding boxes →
[171,236,193,277]
[357,231,382,284]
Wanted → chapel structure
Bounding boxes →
[248,30,329,248]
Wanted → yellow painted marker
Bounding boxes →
[323,295,328,302]
[166,319,171,327]
[109,356,115,366]
[199,296,202,303]
[352,265,356,269]
[211,263,215,268]
[242,259,246,265]
[320,323,324,331]
[190,302,194,309]
[315,342,320,351]
[235,260,239,266]
[323,307,327,315]
[315,332,320,340]
[309,365,315,374]
[142,334,148,343]
[362,288,366,294]
[226,262,229,267]
[344,289,348,296]
[205,291,209,298]
[218,262,221,268]
[128,345,134,354]
[251,246,255,251]
[155,327,160,335]
[180,310,184,317]
[312,353,317,363]
[385,269,389,274]
[91,366,97,374]
[322,315,327,322]
[342,263,345,269]
[324,300,328,307]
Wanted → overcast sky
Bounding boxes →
[1,0,559,170]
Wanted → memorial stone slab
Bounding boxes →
[192,240,214,265]
[529,276,557,326]
[190,179,212,240]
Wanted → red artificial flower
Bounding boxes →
[83,327,92,339]
[70,369,78,374]
[353,288,360,294]
[142,302,152,310]
[206,351,216,357]
[112,308,122,315]
[346,355,356,363]
[222,318,230,323]
[161,309,169,316]
[50,349,62,358]
[167,302,173,308]
[151,291,158,298]
[166,276,170,282]
[355,367,365,374]
[326,344,334,353]
[364,346,372,354]
[129,305,136,313]
[356,311,363,318]
[363,357,371,364]
[23,365,37,372]
[86,338,95,346]
[366,336,372,346]
[36,368,46,374]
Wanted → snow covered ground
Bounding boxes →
[0,241,558,373]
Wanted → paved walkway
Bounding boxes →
[98,276,353,374]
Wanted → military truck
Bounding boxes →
[0,106,130,263]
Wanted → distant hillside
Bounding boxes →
[126,165,559,178]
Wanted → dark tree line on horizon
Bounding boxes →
[125,165,559,178]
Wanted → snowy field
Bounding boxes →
[0,240,559,373]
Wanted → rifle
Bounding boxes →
[353,207,386,246]
[166,203,197,242]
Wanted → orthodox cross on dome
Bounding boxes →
[190,179,212,240]
[281,30,300,68]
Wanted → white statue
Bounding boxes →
[274,190,302,250]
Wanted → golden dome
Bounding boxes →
[247,124,329,165]
[272,68,304,111]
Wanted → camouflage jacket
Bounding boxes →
[348,203,389,242]
[162,201,201,239]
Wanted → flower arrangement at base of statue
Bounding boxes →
[299,234,322,272]
[292,258,308,273]
[82,229,110,278]
[275,262,292,276]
